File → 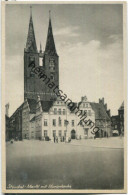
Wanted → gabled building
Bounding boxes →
[25,95,96,140]
[111,115,120,136]
[9,103,24,140]
[22,98,37,139]
[90,102,111,137]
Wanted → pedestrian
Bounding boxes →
[54,136,55,143]
[56,136,58,143]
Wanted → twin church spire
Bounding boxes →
[25,7,57,55]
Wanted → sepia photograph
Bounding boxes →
[2,1,127,193]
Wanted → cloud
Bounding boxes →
[54,26,79,37]
[57,34,123,115]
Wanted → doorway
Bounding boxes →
[71,129,76,139]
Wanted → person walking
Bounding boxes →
[54,136,55,143]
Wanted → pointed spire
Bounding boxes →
[40,42,42,53]
[25,6,37,53]
[30,5,32,17]
[45,11,57,55]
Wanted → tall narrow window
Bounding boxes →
[53,130,56,137]
[44,119,48,126]
[54,108,57,115]
[49,58,55,71]
[58,117,61,126]
[63,109,66,115]
[44,130,47,137]
[53,119,56,126]
[58,109,61,115]
[72,120,74,127]
[58,130,62,137]
[88,110,91,116]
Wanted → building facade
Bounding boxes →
[111,115,120,136]
[118,102,124,135]
[33,96,95,140]
[9,103,23,140]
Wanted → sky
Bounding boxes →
[5,3,124,116]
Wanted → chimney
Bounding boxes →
[5,103,9,117]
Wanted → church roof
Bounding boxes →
[25,8,37,53]
[45,12,57,55]
[30,116,36,122]
[27,99,37,114]
[41,100,55,112]
[118,102,124,111]
[90,102,110,121]
[10,103,24,119]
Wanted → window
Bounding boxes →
[58,109,61,115]
[44,119,48,126]
[64,120,68,126]
[86,104,88,108]
[54,108,57,115]
[50,74,54,80]
[39,57,43,66]
[83,103,85,108]
[53,130,56,137]
[63,109,66,115]
[44,130,47,137]
[83,110,87,116]
[84,128,88,135]
[30,70,35,77]
[88,110,91,116]
[53,119,56,126]
[29,56,35,63]
[59,130,62,137]
[58,117,61,126]
[64,130,67,137]
[72,120,74,127]
[49,58,55,71]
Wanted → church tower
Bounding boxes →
[24,8,59,101]
[43,11,59,99]
[24,6,39,100]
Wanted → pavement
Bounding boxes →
[69,137,124,149]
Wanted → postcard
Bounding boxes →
[2,1,127,193]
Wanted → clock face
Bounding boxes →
[49,58,55,71]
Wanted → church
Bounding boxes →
[7,9,112,141]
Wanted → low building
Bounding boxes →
[111,115,120,136]
[90,102,111,137]
[22,98,37,139]
[25,95,95,140]
[118,102,124,135]
[9,103,24,140]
